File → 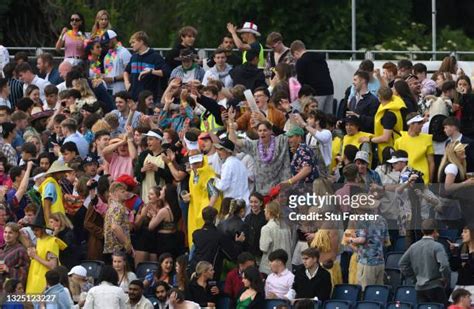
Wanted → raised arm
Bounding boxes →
[227,107,244,148]
[227,23,251,51]
[15,161,33,202]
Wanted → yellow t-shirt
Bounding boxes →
[342,131,372,151]
[394,132,434,184]
[331,136,343,172]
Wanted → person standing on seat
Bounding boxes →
[399,219,450,306]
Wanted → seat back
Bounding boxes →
[135,261,159,279]
[394,286,417,306]
[81,260,104,282]
[387,302,413,309]
[394,236,406,251]
[264,299,289,309]
[384,268,403,291]
[332,284,362,303]
[363,284,391,304]
[416,303,444,309]
[216,296,231,309]
[355,301,384,309]
[385,252,404,269]
[323,300,352,309]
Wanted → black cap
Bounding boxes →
[344,115,361,127]
[82,154,100,166]
[214,138,235,152]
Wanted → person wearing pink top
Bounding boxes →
[102,126,137,180]
[55,12,86,66]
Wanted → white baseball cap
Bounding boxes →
[406,114,424,125]
[68,265,87,278]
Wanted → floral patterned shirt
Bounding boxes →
[103,200,130,254]
[290,143,319,183]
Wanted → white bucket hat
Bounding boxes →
[237,22,261,37]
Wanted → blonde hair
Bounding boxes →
[91,10,111,37]
[25,134,44,153]
[300,96,318,115]
[91,119,112,133]
[73,78,95,99]
[265,201,282,222]
[50,212,74,231]
[191,261,212,280]
[438,141,467,182]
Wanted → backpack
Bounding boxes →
[429,114,448,142]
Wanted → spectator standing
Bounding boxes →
[244,192,267,262]
[103,182,133,258]
[55,12,86,66]
[259,201,293,274]
[229,51,266,92]
[399,219,450,305]
[44,269,74,308]
[101,30,132,94]
[166,26,198,71]
[265,32,294,78]
[348,195,389,289]
[394,113,435,184]
[83,265,127,309]
[124,31,168,100]
[291,40,334,115]
[227,22,265,69]
[214,138,250,207]
[37,161,71,225]
[346,70,380,134]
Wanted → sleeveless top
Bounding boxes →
[157,207,177,231]
[236,296,253,309]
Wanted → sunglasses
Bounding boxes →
[70,18,82,22]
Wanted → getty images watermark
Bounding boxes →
[287,193,381,222]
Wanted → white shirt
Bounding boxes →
[126,295,154,309]
[104,45,132,94]
[305,129,333,167]
[83,282,127,309]
[265,268,295,299]
[0,46,9,76]
[23,75,50,102]
[214,155,250,210]
[206,151,221,175]
[202,64,233,88]
[0,97,11,109]
[57,81,67,92]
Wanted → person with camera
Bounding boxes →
[385,150,439,247]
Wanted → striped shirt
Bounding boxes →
[8,78,23,109]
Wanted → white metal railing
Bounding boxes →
[5,46,474,61]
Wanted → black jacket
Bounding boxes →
[347,92,380,133]
[460,94,474,139]
[185,279,217,307]
[229,63,266,92]
[217,215,249,252]
[190,223,243,279]
[292,265,332,301]
[244,211,267,258]
[295,52,334,96]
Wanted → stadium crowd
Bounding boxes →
[0,9,473,309]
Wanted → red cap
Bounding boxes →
[116,174,138,188]
[263,185,281,205]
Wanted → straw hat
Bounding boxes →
[45,160,73,175]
